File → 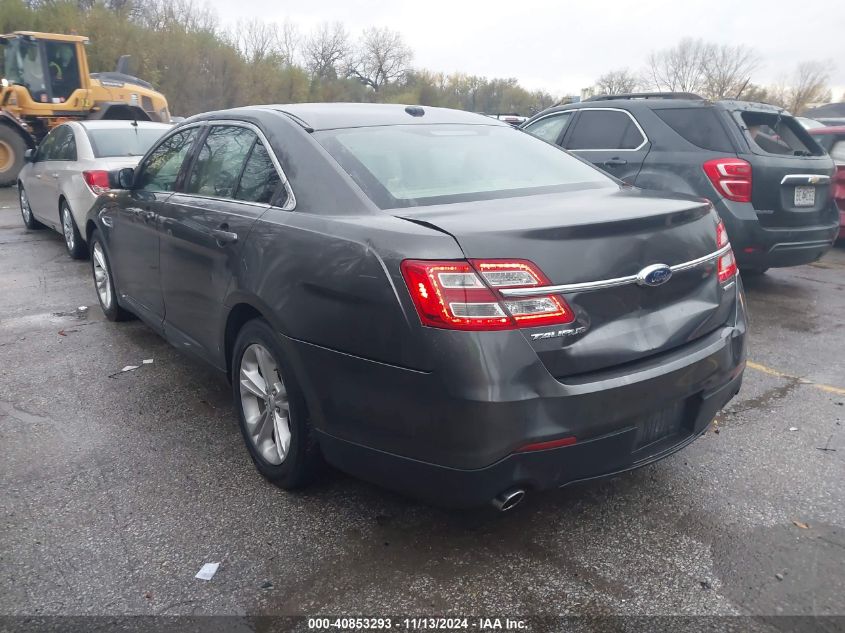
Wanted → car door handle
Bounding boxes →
[143,211,157,222]
[603,158,628,167]
[211,227,238,246]
[51,173,59,178]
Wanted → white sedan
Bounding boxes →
[17,120,171,258]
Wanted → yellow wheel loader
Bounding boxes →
[0,31,170,186]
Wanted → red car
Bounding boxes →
[809,126,845,240]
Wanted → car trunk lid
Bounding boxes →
[396,186,735,377]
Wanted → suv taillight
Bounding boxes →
[703,158,752,203]
[716,220,737,283]
[82,170,110,194]
[400,259,574,331]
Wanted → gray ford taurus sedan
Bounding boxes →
[85,104,747,510]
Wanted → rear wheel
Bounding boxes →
[61,200,87,260]
[232,319,321,489]
[90,231,131,321]
[0,126,27,187]
[19,185,44,230]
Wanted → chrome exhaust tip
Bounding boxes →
[491,489,525,512]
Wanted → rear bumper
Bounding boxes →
[716,199,838,268]
[317,370,742,508]
[289,281,747,508]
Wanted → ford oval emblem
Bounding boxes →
[637,263,672,287]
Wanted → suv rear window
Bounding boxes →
[738,112,823,157]
[654,107,734,153]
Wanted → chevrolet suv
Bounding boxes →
[523,93,838,274]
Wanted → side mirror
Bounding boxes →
[110,167,135,190]
[24,149,35,162]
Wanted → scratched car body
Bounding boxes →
[84,104,747,510]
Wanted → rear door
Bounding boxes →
[730,109,836,228]
[159,123,283,367]
[562,108,650,184]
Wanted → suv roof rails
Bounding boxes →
[584,92,705,102]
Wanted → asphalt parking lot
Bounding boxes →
[0,185,843,626]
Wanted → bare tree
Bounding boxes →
[701,44,759,99]
[303,21,350,80]
[594,68,639,95]
[783,61,831,113]
[235,18,279,64]
[279,20,300,67]
[644,38,711,94]
[346,27,412,92]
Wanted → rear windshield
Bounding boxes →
[654,107,735,153]
[315,124,610,209]
[86,127,168,158]
[738,111,823,157]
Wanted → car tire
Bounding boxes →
[0,127,27,188]
[60,200,87,260]
[89,230,132,322]
[232,318,322,489]
[19,185,44,230]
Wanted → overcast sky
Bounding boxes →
[209,0,843,99]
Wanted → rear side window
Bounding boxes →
[235,141,283,205]
[136,127,200,192]
[186,126,256,199]
[654,107,735,153]
[87,127,168,158]
[566,110,645,150]
[739,111,823,157]
[523,112,572,144]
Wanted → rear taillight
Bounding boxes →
[400,259,574,331]
[82,170,110,194]
[703,158,752,203]
[716,219,737,283]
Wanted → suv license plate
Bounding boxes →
[794,186,815,207]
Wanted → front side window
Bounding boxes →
[316,124,611,209]
[186,126,256,199]
[3,37,48,102]
[830,140,845,163]
[235,141,283,204]
[36,127,60,161]
[566,110,645,150]
[523,112,572,144]
[136,127,200,192]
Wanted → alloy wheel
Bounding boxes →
[92,241,112,310]
[239,343,291,465]
[62,206,75,251]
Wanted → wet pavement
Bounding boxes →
[0,186,843,625]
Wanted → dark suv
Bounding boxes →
[522,93,839,273]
